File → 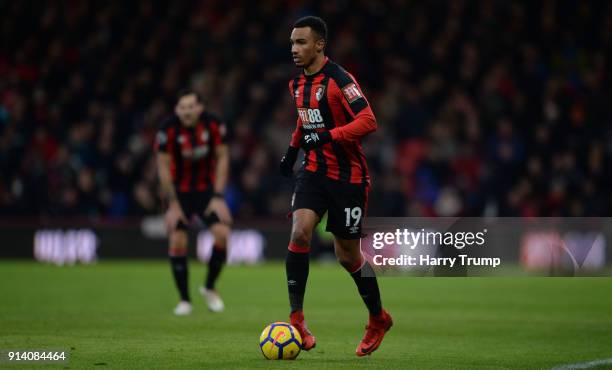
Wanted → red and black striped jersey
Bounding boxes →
[155,112,227,193]
[289,57,377,185]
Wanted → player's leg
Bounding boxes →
[196,190,231,312]
[169,225,192,315]
[200,219,229,312]
[327,183,392,356]
[333,237,382,315]
[205,221,229,291]
[333,237,392,356]
[286,171,327,350]
[287,208,320,350]
[287,208,319,313]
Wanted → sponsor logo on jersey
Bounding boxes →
[294,89,300,98]
[301,123,326,129]
[342,83,362,103]
[298,107,323,124]
[181,145,209,159]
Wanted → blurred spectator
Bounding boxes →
[1,1,611,219]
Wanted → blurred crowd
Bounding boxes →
[1,0,612,220]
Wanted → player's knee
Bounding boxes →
[337,253,363,272]
[213,237,228,250]
[211,224,230,249]
[290,228,312,247]
[215,235,228,250]
[335,251,353,269]
[169,231,188,254]
[336,254,349,270]
[169,245,188,256]
[334,241,363,272]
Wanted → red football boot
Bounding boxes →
[290,310,316,350]
[356,309,393,357]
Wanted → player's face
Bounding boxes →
[290,27,324,68]
[175,94,204,126]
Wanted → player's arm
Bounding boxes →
[299,76,377,150]
[157,152,177,203]
[213,144,229,195]
[329,106,377,142]
[157,151,186,231]
[155,124,177,203]
[328,77,377,142]
[280,80,302,177]
[289,117,303,149]
[206,123,232,223]
[280,118,301,177]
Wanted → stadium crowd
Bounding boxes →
[1,0,611,219]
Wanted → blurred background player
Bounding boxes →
[156,89,231,315]
[280,16,393,356]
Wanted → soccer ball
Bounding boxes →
[259,322,302,360]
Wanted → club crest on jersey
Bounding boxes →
[342,83,362,103]
[315,85,325,101]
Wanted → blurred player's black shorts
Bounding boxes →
[175,191,220,230]
[292,170,368,240]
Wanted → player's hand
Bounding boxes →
[165,200,187,232]
[280,146,299,177]
[299,131,331,151]
[206,196,233,224]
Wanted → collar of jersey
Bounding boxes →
[303,56,329,79]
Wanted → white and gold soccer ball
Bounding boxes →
[259,322,302,360]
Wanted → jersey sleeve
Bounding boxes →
[334,72,370,116]
[288,79,302,148]
[288,79,295,98]
[155,117,174,152]
[328,76,378,142]
[290,118,302,148]
[210,120,228,146]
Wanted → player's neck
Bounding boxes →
[181,121,197,128]
[304,55,327,76]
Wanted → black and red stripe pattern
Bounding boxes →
[289,58,373,185]
[155,112,226,193]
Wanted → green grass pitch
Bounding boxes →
[1,261,612,369]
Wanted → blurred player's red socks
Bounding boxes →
[170,255,190,302]
[348,260,382,316]
[205,245,226,290]
[286,246,309,312]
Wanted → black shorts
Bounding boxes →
[291,170,368,240]
[175,191,220,230]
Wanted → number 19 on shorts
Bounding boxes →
[344,207,362,227]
